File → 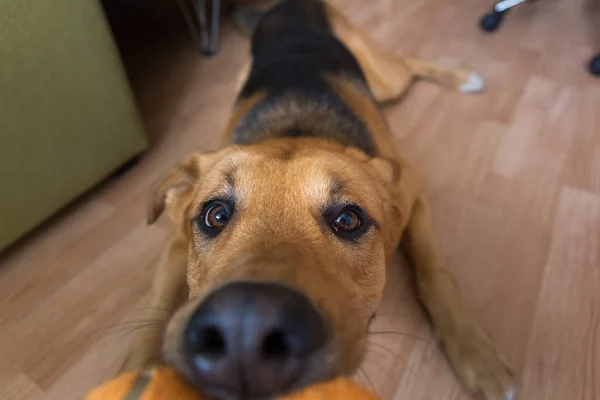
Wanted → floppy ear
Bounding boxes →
[369,157,400,184]
[368,156,424,254]
[148,155,202,225]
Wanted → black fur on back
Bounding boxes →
[230,0,378,156]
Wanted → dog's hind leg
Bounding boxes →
[120,234,189,373]
[404,58,485,95]
[325,2,484,103]
[325,3,413,104]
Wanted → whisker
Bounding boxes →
[358,366,377,396]
[105,319,165,329]
[93,319,166,337]
[118,323,164,340]
[146,293,176,305]
[367,341,416,377]
[370,311,415,318]
[131,306,171,314]
[368,330,441,353]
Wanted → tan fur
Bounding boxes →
[325,4,482,102]
[325,0,483,100]
[220,90,266,146]
[323,74,399,160]
[125,2,513,399]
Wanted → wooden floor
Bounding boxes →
[1,0,599,399]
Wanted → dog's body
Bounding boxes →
[230,0,377,155]
[124,1,514,399]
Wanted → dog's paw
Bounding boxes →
[459,72,485,94]
[443,324,515,400]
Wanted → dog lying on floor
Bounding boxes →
[123,1,514,399]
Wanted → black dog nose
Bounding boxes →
[184,282,326,398]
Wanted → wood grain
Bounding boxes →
[0,0,599,399]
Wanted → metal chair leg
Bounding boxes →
[176,0,203,50]
[177,0,221,56]
[195,0,212,55]
[494,0,528,13]
[210,0,220,55]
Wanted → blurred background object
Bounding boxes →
[101,0,275,56]
[0,0,148,251]
[177,0,223,56]
[590,53,600,75]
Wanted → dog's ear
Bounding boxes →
[369,157,400,184]
[148,154,203,225]
[368,157,423,253]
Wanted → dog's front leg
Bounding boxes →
[402,197,515,400]
[121,233,189,373]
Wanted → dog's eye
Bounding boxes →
[205,203,230,229]
[196,200,233,237]
[325,205,371,242]
[334,209,361,232]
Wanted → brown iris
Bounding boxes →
[334,209,361,232]
[204,203,230,229]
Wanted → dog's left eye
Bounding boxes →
[325,205,371,242]
[205,203,230,228]
[334,209,361,232]
[197,200,233,236]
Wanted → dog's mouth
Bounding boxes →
[164,281,342,400]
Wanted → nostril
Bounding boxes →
[261,330,290,360]
[183,283,328,398]
[193,326,227,358]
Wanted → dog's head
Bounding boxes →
[150,138,411,400]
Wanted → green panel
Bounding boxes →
[0,0,148,249]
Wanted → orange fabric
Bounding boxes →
[85,368,379,400]
[283,378,379,400]
[86,371,139,400]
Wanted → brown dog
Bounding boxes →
[123,1,514,399]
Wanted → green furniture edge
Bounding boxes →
[0,0,149,250]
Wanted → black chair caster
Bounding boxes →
[480,11,504,32]
[589,54,600,77]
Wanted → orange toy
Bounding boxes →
[86,367,379,400]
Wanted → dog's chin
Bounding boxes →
[165,347,342,400]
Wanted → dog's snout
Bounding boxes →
[184,282,326,398]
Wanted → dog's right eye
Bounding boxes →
[197,200,232,236]
[205,204,230,228]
